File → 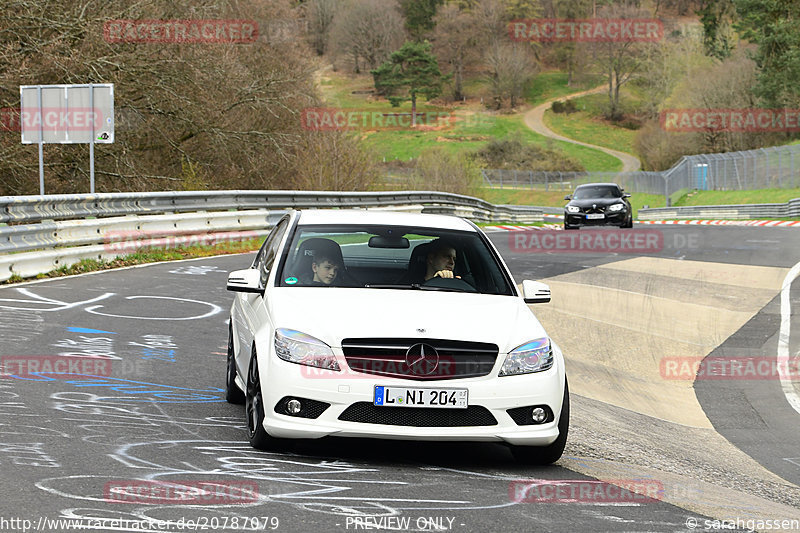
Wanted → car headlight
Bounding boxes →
[566,205,580,213]
[274,328,340,371]
[499,338,553,376]
[608,203,626,212]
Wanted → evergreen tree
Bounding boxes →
[371,41,448,126]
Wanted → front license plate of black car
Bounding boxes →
[374,386,468,409]
[586,213,605,220]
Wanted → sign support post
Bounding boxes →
[89,82,95,193]
[37,86,44,195]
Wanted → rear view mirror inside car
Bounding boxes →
[368,235,410,248]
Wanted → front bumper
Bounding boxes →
[565,211,628,226]
[258,352,565,446]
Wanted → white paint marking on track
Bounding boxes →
[778,261,800,416]
[84,296,222,321]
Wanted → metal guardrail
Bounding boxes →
[0,190,522,225]
[0,190,544,282]
[638,198,800,220]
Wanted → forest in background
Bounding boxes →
[0,0,798,195]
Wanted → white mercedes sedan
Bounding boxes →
[226,209,568,464]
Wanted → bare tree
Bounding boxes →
[290,130,380,190]
[474,0,508,46]
[592,4,652,120]
[328,0,406,73]
[430,4,481,101]
[0,0,320,195]
[485,41,538,108]
[635,52,780,169]
[635,28,709,119]
[306,0,338,55]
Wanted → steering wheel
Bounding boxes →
[422,276,477,293]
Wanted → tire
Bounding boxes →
[511,378,570,465]
[225,322,245,404]
[245,350,277,450]
[564,223,578,230]
[624,216,634,228]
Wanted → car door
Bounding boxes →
[234,217,290,374]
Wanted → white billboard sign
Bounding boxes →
[20,84,114,144]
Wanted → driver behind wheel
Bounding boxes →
[424,240,461,281]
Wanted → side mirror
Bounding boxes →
[564,195,572,201]
[522,280,551,304]
[227,269,264,294]
[622,193,631,198]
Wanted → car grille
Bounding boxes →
[338,402,498,427]
[341,338,499,381]
[582,205,606,214]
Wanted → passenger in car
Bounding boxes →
[311,253,340,285]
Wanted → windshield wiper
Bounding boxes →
[362,283,467,293]
[410,283,470,293]
[362,283,419,289]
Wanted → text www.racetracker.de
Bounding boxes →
[0,516,281,531]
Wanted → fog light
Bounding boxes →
[286,399,302,415]
[531,407,547,424]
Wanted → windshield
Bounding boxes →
[276,224,514,295]
[572,185,622,200]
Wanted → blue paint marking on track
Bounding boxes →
[4,374,224,403]
[67,327,117,335]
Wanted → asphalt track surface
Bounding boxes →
[0,225,799,533]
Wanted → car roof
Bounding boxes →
[295,209,477,231]
[575,183,621,188]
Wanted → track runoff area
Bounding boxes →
[0,223,798,532]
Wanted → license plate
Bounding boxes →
[374,386,468,409]
[586,213,605,220]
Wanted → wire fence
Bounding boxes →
[481,144,800,205]
[481,170,665,195]
[663,144,800,200]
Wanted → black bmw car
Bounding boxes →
[563,183,633,229]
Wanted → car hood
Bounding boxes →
[267,287,547,353]
[567,198,626,208]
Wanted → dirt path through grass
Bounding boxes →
[523,85,642,172]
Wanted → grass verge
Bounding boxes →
[524,71,605,106]
[675,188,800,206]
[543,100,638,155]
